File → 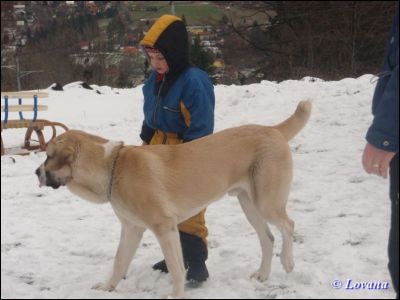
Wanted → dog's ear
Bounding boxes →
[52,137,77,165]
[46,141,56,157]
[64,144,76,164]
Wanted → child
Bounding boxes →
[139,15,215,285]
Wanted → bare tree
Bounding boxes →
[227,1,397,81]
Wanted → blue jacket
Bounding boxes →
[366,9,399,152]
[140,67,215,143]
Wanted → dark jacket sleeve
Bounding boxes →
[366,10,399,152]
[140,121,155,144]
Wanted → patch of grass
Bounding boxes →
[130,2,226,25]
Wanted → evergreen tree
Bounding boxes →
[107,15,125,45]
[190,35,215,75]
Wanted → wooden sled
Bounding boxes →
[1,91,69,156]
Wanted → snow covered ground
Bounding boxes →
[1,76,396,298]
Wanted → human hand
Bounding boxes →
[362,143,396,179]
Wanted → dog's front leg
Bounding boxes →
[92,223,145,291]
[153,222,186,299]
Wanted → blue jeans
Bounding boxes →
[389,153,399,298]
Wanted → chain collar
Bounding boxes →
[107,145,123,201]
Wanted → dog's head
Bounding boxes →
[35,132,77,189]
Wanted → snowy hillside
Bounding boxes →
[1,76,396,298]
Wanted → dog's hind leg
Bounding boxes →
[238,191,274,281]
[92,223,145,291]
[153,220,186,299]
[252,159,295,274]
[277,213,295,273]
[260,206,295,274]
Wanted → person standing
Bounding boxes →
[362,7,399,299]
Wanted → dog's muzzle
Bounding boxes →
[35,165,62,189]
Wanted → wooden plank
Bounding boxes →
[1,91,49,98]
[1,105,48,112]
[1,120,45,130]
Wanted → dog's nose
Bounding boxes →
[35,168,41,177]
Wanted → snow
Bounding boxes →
[1,76,396,298]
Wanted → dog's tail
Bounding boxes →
[274,100,312,141]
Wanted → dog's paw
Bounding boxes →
[91,282,115,292]
[165,291,185,299]
[250,270,269,282]
[166,294,184,299]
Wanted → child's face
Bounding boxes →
[148,51,169,74]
